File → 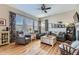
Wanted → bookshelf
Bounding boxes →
[0,31,10,45]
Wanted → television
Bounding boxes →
[73,12,79,23]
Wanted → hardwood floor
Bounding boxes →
[0,40,61,55]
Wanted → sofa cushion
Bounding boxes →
[19,34,24,37]
[25,37,30,40]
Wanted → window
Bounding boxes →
[25,18,33,33]
[34,20,38,30]
[25,18,33,26]
[16,15,23,25]
[15,15,24,31]
[16,15,37,33]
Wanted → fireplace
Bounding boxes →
[75,23,79,40]
[76,30,79,40]
[78,31,79,40]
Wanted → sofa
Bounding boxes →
[57,32,66,41]
[36,33,46,39]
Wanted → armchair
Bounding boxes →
[57,32,66,41]
[59,42,79,55]
[15,31,31,45]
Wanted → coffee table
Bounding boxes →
[41,35,57,47]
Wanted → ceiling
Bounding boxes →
[8,4,77,18]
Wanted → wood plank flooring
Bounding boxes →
[0,40,61,55]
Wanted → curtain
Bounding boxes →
[9,12,16,42]
[33,20,34,31]
[45,19,48,31]
[38,20,41,34]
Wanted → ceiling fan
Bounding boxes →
[40,4,51,13]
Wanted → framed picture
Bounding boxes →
[0,18,6,26]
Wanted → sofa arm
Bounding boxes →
[73,49,79,55]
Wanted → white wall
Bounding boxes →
[41,10,76,33]
[41,10,76,24]
[0,5,9,31]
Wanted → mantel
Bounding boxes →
[0,31,9,33]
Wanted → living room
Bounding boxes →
[0,4,79,55]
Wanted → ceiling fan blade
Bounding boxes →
[45,7,51,10]
[44,10,47,13]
